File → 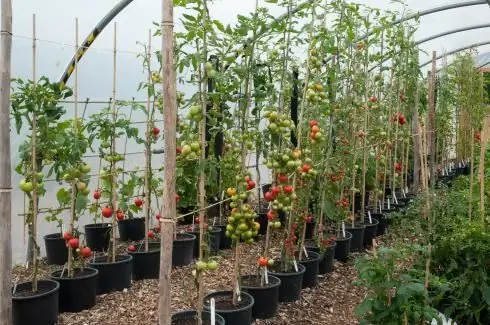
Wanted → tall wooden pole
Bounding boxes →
[0,0,13,321]
[159,0,176,323]
[428,51,437,189]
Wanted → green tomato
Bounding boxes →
[207,260,218,270]
[76,182,87,191]
[81,187,90,196]
[37,172,44,180]
[19,179,33,193]
[181,145,192,155]
[196,260,207,271]
[207,69,217,78]
[189,105,200,116]
[79,164,91,174]
[190,142,200,152]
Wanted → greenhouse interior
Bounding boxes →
[1,0,490,324]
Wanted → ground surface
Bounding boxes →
[12,233,387,325]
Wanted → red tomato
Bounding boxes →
[134,198,143,207]
[93,190,101,200]
[79,246,92,258]
[102,207,113,218]
[63,231,71,241]
[128,245,136,252]
[277,174,288,183]
[68,238,79,249]
[258,257,268,267]
[284,185,293,194]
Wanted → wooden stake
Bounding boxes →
[67,17,80,278]
[144,30,152,253]
[468,128,475,220]
[110,23,118,264]
[478,115,490,221]
[0,0,13,320]
[159,0,177,322]
[428,52,437,189]
[31,13,40,293]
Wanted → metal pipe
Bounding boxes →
[326,0,487,65]
[419,40,490,68]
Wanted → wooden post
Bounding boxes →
[412,84,421,192]
[144,30,152,253]
[0,0,13,321]
[159,0,177,323]
[110,23,118,264]
[428,52,437,189]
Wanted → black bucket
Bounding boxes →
[128,245,160,280]
[297,250,321,288]
[305,243,336,274]
[50,267,98,313]
[12,279,59,325]
[171,310,225,325]
[177,206,196,225]
[334,231,352,262]
[172,233,196,267]
[216,224,232,249]
[203,291,254,325]
[88,254,133,294]
[257,213,268,236]
[369,212,387,236]
[363,217,379,248]
[345,224,366,252]
[269,263,306,302]
[241,274,281,319]
[44,233,68,265]
[118,218,145,241]
[304,221,315,240]
[188,227,222,258]
[84,223,112,252]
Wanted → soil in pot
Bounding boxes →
[84,223,111,252]
[269,263,306,302]
[171,310,225,325]
[305,242,336,274]
[203,291,254,325]
[362,217,379,248]
[118,217,145,241]
[128,245,160,280]
[50,267,98,313]
[296,250,321,288]
[88,254,133,294]
[216,224,232,249]
[241,274,281,319]
[12,279,59,325]
[187,227,221,257]
[172,233,196,267]
[44,233,68,265]
[334,231,352,262]
[345,224,366,252]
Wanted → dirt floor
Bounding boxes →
[12,233,378,325]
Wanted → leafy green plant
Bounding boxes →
[355,245,446,325]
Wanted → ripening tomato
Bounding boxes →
[93,190,101,200]
[309,120,318,127]
[68,238,79,249]
[277,174,288,183]
[102,207,113,218]
[128,245,136,252]
[264,191,275,202]
[284,185,293,194]
[258,257,268,267]
[134,198,143,207]
[63,231,71,241]
[79,246,92,258]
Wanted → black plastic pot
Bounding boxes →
[304,221,316,240]
[334,231,352,262]
[172,233,196,267]
[269,263,306,302]
[177,206,197,225]
[12,279,59,325]
[128,245,160,280]
[345,224,366,252]
[44,233,68,265]
[257,213,268,235]
[297,250,321,288]
[216,224,232,249]
[305,243,336,274]
[363,218,379,248]
[50,267,98,313]
[241,274,281,319]
[188,227,222,258]
[370,212,387,236]
[118,218,145,241]
[88,254,133,294]
[171,310,225,325]
[203,291,254,325]
[84,223,111,252]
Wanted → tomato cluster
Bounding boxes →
[308,120,325,144]
[335,197,349,208]
[393,112,406,126]
[63,232,92,258]
[179,141,201,160]
[186,105,203,122]
[306,82,328,105]
[264,108,294,136]
[257,257,274,267]
[394,161,403,174]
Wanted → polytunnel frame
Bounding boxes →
[58,0,490,89]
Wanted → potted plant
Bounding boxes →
[86,105,137,294]
[10,77,71,325]
[49,124,99,313]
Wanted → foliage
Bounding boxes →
[355,245,447,325]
